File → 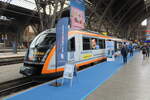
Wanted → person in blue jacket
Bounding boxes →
[128,44,133,56]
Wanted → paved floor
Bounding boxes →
[0,63,23,83]
[5,52,136,100]
[86,53,150,100]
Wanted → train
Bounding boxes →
[20,29,128,76]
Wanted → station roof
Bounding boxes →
[0,0,149,33]
[0,1,39,24]
[86,0,147,30]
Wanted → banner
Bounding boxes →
[70,0,85,29]
[56,17,69,66]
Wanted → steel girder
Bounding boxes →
[86,0,147,39]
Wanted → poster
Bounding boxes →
[56,17,69,66]
[70,7,85,29]
[70,0,85,29]
[145,34,150,40]
[105,41,115,61]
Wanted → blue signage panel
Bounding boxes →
[144,40,150,43]
[70,0,85,11]
[56,17,69,66]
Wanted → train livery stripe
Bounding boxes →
[68,31,112,39]
[42,57,106,74]
[41,46,56,74]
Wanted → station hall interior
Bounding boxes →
[0,0,150,100]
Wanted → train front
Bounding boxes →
[20,29,56,76]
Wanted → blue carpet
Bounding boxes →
[6,53,138,100]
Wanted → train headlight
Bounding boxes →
[20,66,34,76]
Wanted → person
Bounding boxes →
[91,39,96,49]
[141,45,147,60]
[146,45,150,57]
[23,40,28,48]
[121,45,128,64]
[128,44,133,56]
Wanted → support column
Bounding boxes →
[12,20,27,53]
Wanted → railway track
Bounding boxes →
[0,76,61,98]
[0,77,34,97]
[0,59,106,98]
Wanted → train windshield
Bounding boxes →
[30,32,55,48]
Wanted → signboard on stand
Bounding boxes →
[62,64,77,87]
[105,41,115,61]
[63,64,75,79]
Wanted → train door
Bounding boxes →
[68,34,81,63]
[97,39,105,57]
[75,34,82,62]
[114,41,117,52]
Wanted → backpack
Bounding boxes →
[142,47,146,54]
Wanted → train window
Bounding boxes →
[103,40,105,48]
[83,37,91,50]
[114,41,117,52]
[99,39,105,49]
[30,33,55,48]
[68,37,75,51]
[91,38,99,49]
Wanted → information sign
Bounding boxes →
[63,64,75,79]
[62,64,77,86]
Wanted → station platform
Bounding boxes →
[0,49,26,53]
[5,52,150,100]
[87,53,150,100]
[0,52,25,59]
[0,48,26,59]
[0,51,25,65]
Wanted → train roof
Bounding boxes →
[44,28,129,42]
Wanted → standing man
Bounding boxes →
[121,45,128,64]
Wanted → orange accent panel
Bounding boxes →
[42,57,106,74]
[43,68,64,74]
[76,57,107,68]
[41,46,56,74]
